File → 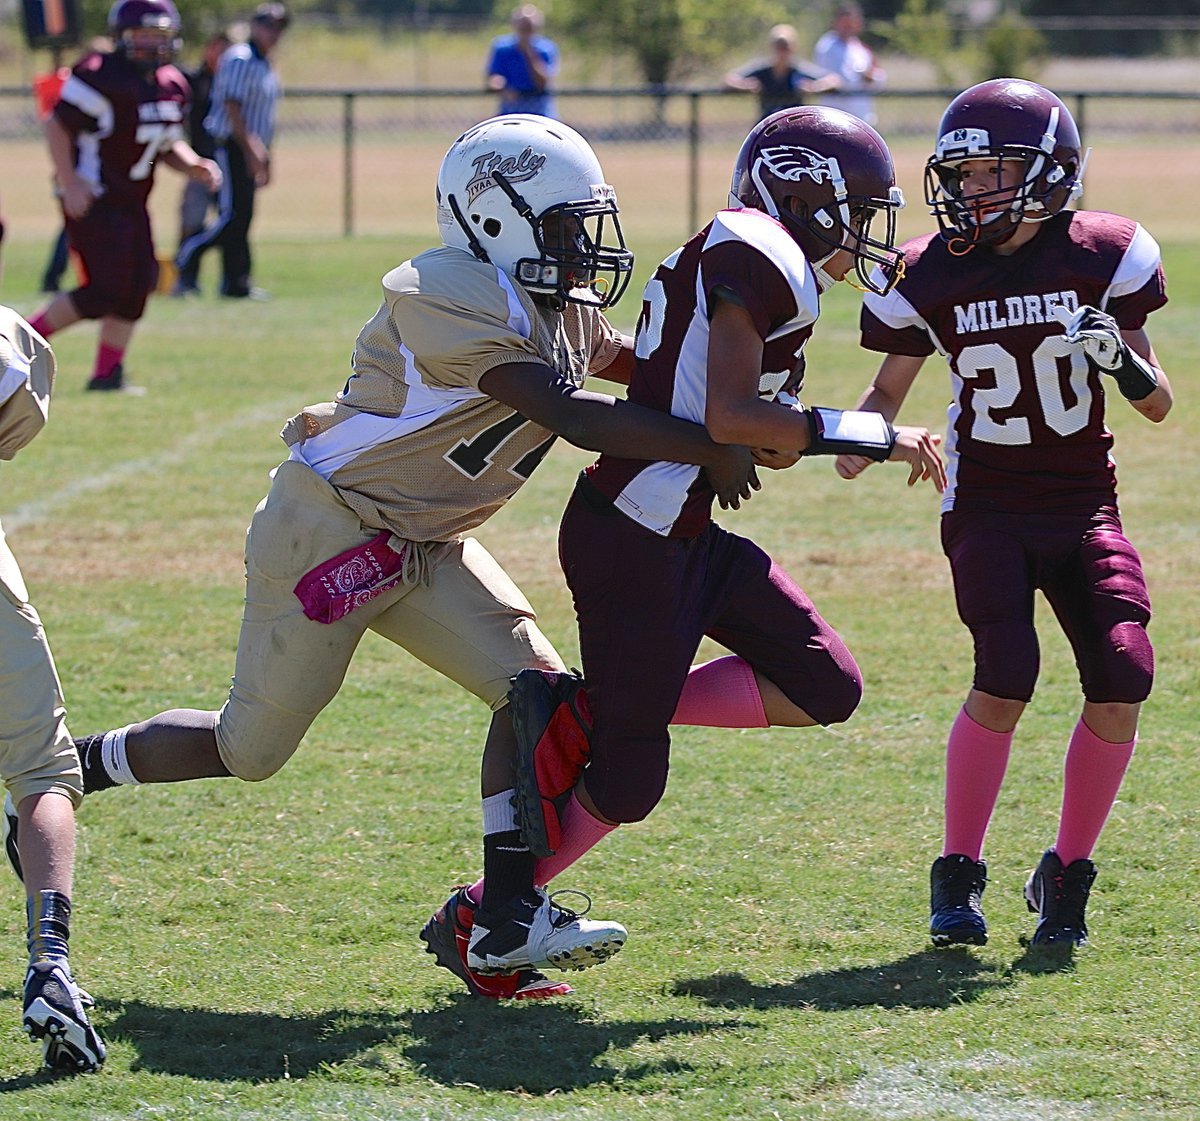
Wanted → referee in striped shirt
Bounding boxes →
[176,3,289,300]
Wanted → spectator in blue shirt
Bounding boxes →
[486,5,558,119]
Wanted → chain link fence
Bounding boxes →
[2,85,1198,245]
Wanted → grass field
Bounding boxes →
[0,206,1198,1119]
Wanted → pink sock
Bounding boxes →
[533,792,616,885]
[27,312,55,339]
[670,656,768,728]
[465,793,617,903]
[943,707,1013,861]
[92,343,124,381]
[1055,719,1136,866]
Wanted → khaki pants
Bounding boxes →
[0,518,82,808]
[216,461,565,780]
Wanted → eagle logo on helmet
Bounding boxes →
[758,145,838,186]
[465,147,547,204]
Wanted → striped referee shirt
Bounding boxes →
[205,40,282,147]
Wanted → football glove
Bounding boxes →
[1052,304,1159,401]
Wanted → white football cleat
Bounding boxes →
[467,887,626,974]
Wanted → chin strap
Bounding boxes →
[446,193,489,263]
[810,248,839,292]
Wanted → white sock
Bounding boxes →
[102,727,141,786]
[482,790,519,835]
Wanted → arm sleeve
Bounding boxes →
[701,238,798,338]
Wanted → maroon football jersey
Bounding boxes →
[861,211,1166,514]
[54,51,190,209]
[588,208,819,537]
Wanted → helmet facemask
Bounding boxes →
[119,26,179,71]
[808,192,906,295]
[500,177,634,309]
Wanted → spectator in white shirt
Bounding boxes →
[813,3,885,125]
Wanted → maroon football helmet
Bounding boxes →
[925,78,1083,254]
[729,105,906,295]
[108,0,181,71]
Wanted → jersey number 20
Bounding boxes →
[958,336,1093,444]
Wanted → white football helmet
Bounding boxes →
[436,114,633,309]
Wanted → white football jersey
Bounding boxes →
[282,247,622,542]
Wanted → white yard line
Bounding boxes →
[849,1051,1096,1120]
[5,400,291,533]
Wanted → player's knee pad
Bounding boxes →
[112,290,150,322]
[69,282,148,323]
[1083,620,1154,704]
[224,755,286,783]
[971,620,1040,702]
[66,286,109,321]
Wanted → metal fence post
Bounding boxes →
[688,90,700,238]
[1074,93,1087,210]
[343,92,355,238]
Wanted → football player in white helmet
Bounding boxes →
[839,79,1173,950]
[29,115,754,1001]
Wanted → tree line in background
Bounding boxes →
[64,0,1200,88]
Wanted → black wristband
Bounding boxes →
[804,406,896,461]
[1109,345,1159,402]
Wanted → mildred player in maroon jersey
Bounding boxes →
[839,79,1174,949]
[459,107,944,975]
[26,0,221,393]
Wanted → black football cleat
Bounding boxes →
[1024,849,1097,946]
[929,853,989,947]
[86,363,146,395]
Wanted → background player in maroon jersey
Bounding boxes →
[447,108,945,981]
[837,79,1173,949]
[26,0,221,392]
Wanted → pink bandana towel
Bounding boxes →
[294,531,408,624]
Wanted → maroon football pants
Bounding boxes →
[558,478,862,824]
[66,200,156,321]
[941,504,1153,705]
